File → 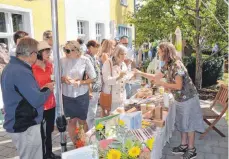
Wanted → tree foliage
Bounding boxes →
[127,0,228,49]
[127,0,228,89]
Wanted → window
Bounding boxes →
[120,0,128,6]
[0,5,33,51]
[96,23,103,43]
[0,12,25,48]
[77,21,84,35]
[118,26,132,46]
[12,14,23,32]
[118,26,129,37]
[0,12,7,33]
[77,20,89,42]
[0,38,8,45]
[77,20,88,41]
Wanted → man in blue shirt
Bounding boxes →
[1,37,54,159]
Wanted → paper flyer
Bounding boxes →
[120,111,142,130]
[95,114,120,140]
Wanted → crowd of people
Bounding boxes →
[0,30,204,159]
[0,30,138,159]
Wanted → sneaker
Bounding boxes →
[172,144,188,154]
[182,148,197,159]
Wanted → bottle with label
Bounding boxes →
[163,93,169,108]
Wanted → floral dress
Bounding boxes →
[161,60,205,133]
[161,60,198,102]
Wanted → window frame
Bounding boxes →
[120,0,128,7]
[95,23,102,43]
[0,4,33,50]
[118,26,129,37]
[77,20,86,39]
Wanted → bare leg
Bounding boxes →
[78,118,88,132]
[187,132,195,149]
[181,132,188,145]
[67,118,77,144]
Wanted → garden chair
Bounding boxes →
[200,84,228,139]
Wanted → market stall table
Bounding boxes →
[150,99,176,159]
[62,94,176,159]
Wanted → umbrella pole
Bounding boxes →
[51,0,67,153]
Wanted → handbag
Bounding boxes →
[99,60,112,111]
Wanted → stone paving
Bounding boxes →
[0,100,228,159]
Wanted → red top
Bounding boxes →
[32,62,56,110]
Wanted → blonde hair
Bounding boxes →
[112,45,128,66]
[43,30,52,41]
[159,42,178,63]
[100,39,113,56]
[64,40,83,55]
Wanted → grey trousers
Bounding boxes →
[86,92,100,129]
[9,124,42,159]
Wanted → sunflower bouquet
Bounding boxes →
[93,119,155,159]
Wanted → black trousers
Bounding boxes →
[41,107,56,158]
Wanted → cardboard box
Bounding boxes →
[120,111,142,130]
[141,104,155,114]
[152,119,165,127]
[155,106,163,120]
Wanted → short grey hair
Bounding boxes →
[16,37,39,57]
[112,44,128,65]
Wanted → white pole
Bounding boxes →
[51,0,67,153]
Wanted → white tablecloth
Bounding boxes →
[85,95,176,159]
[151,101,176,159]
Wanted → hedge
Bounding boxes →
[183,54,224,87]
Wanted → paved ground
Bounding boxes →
[0,100,228,159]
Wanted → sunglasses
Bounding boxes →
[63,47,75,54]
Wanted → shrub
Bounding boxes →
[183,54,224,87]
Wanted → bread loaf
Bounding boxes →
[136,88,152,98]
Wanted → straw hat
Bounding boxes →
[37,41,51,51]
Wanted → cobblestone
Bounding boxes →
[0,104,227,159]
[212,147,228,155]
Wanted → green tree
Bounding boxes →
[127,0,228,89]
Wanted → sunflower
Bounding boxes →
[107,149,121,159]
[128,146,141,157]
[146,137,155,150]
[96,123,104,131]
[118,119,125,127]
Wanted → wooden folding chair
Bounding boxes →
[199,84,228,139]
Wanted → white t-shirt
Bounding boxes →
[125,48,134,71]
[60,56,96,98]
[10,46,16,57]
[126,48,134,61]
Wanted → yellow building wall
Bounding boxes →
[110,0,135,40]
[0,0,66,44]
